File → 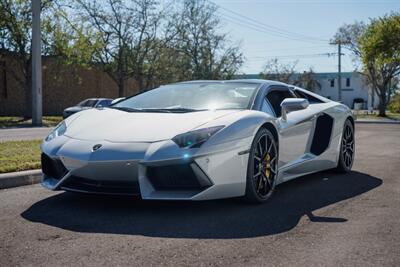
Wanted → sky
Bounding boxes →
[212,0,400,74]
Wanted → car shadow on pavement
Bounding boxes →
[21,171,382,239]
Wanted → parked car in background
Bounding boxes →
[111,97,126,105]
[63,98,113,118]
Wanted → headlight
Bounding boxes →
[45,121,67,142]
[172,126,224,148]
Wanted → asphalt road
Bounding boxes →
[0,127,52,142]
[1,124,399,266]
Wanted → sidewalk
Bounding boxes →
[0,127,52,141]
[0,170,42,189]
[356,118,400,124]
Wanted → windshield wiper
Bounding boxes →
[155,108,206,113]
[108,106,146,112]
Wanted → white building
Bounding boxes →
[307,72,378,110]
[239,72,378,110]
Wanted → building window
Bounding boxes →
[330,79,334,87]
[346,78,350,87]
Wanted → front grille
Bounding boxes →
[147,163,211,191]
[61,176,140,195]
[41,153,68,180]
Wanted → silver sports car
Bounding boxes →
[41,80,355,203]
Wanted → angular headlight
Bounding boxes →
[45,121,67,142]
[172,126,224,148]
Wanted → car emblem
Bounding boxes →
[92,144,102,151]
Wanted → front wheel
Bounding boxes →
[335,119,355,172]
[244,128,278,203]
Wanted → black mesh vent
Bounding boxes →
[62,176,140,195]
[147,163,208,191]
[310,113,334,155]
[41,153,68,180]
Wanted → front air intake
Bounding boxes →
[146,163,212,191]
[41,153,68,180]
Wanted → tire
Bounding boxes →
[335,119,355,173]
[244,127,278,203]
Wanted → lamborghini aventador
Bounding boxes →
[41,80,355,203]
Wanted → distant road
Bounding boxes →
[0,127,52,142]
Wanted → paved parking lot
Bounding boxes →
[0,124,399,266]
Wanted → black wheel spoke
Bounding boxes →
[252,133,277,198]
[341,123,354,169]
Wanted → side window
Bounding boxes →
[266,89,294,117]
[261,99,275,116]
[293,89,324,104]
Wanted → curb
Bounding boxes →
[355,120,400,124]
[0,169,42,189]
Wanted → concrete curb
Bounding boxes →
[355,120,400,124]
[0,169,42,189]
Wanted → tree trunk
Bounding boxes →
[118,80,125,97]
[378,93,386,117]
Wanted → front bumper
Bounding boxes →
[41,135,251,200]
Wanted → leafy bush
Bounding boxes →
[388,94,400,113]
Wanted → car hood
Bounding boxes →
[64,108,241,142]
[64,106,84,112]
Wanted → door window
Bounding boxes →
[261,99,275,116]
[266,89,295,117]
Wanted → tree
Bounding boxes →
[0,0,55,117]
[170,0,243,80]
[332,21,367,60]
[293,68,321,93]
[333,16,400,116]
[74,0,162,95]
[259,58,297,83]
[359,13,400,116]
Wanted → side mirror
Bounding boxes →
[281,98,309,121]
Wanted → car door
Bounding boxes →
[265,86,315,173]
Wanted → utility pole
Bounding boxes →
[330,40,349,102]
[32,0,42,126]
[338,42,342,102]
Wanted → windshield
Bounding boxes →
[78,99,98,107]
[113,82,259,111]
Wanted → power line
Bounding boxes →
[210,0,329,43]
[247,52,336,60]
[218,13,327,44]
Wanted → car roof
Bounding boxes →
[174,79,288,87]
[84,98,113,101]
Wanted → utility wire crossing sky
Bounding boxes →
[212,0,400,74]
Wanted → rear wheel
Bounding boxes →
[245,128,278,203]
[335,119,355,172]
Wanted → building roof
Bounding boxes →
[236,72,361,80]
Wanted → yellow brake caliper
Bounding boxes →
[264,154,271,178]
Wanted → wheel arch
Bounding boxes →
[260,122,279,147]
[347,115,355,128]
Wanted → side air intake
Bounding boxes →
[310,113,334,156]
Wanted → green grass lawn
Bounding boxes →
[0,140,42,173]
[354,112,400,121]
[0,116,63,128]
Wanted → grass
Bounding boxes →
[0,140,42,173]
[354,111,400,121]
[0,116,63,128]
